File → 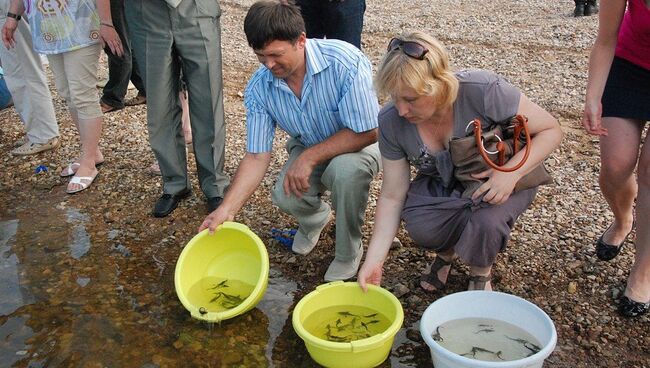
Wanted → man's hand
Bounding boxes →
[471,169,519,205]
[2,18,18,49]
[283,152,316,198]
[199,207,234,235]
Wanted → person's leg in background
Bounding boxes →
[294,0,326,39]
[0,2,59,155]
[100,0,145,113]
[323,0,365,49]
[296,0,365,49]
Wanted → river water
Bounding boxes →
[0,204,419,367]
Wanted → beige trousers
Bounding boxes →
[0,1,58,144]
[47,43,102,120]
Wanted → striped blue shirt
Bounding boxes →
[244,38,379,153]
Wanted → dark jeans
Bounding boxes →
[101,0,145,109]
[295,0,366,49]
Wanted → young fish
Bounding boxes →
[431,326,443,342]
[338,311,360,317]
[208,279,229,290]
[461,346,499,358]
[475,328,495,334]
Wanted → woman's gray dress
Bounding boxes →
[378,70,537,267]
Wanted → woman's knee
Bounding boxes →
[600,157,637,181]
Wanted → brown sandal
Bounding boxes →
[468,273,492,291]
[100,101,122,114]
[125,95,146,106]
[420,256,452,292]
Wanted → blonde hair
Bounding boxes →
[374,31,459,107]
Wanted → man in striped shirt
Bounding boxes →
[199,0,380,281]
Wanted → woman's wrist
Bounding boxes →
[100,22,114,28]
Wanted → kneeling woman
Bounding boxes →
[358,31,563,292]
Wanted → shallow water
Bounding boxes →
[0,204,420,367]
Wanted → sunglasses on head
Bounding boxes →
[387,38,429,60]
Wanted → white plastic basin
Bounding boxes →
[420,291,557,368]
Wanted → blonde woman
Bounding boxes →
[358,31,562,293]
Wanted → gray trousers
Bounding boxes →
[271,139,381,261]
[125,0,229,197]
[0,0,58,144]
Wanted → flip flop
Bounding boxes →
[66,170,99,194]
[60,161,104,177]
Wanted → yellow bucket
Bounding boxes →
[292,281,404,368]
[174,222,269,322]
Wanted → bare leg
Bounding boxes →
[599,117,642,244]
[180,90,192,145]
[67,115,102,192]
[468,265,493,291]
[626,126,650,303]
[62,108,103,175]
[420,248,455,291]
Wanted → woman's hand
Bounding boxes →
[1,18,18,49]
[357,259,384,292]
[581,100,608,136]
[471,169,519,205]
[99,24,124,57]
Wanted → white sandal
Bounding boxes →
[66,171,98,194]
[60,161,104,177]
[60,162,81,177]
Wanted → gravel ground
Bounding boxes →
[1,0,648,367]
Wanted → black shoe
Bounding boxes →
[595,222,634,261]
[206,196,223,213]
[152,189,190,218]
[584,0,598,16]
[573,1,585,16]
[618,296,649,317]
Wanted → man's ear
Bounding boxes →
[296,32,307,48]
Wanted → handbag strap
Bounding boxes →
[471,115,531,172]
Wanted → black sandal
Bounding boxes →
[596,221,635,261]
[468,273,492,291]
[618,296,649,317]
[420,256,452,292]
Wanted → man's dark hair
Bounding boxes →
[244,0,306,50]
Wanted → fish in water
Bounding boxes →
[461,346,505,360]
[432,326,444,342]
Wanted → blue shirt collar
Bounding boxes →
[264,39,330,87]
